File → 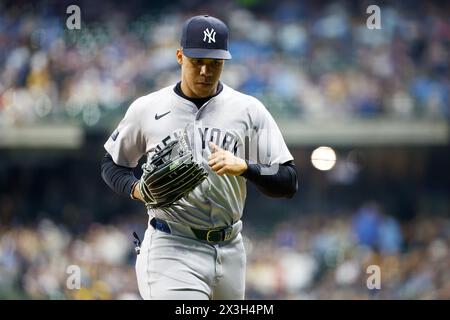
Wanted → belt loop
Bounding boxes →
[150,217,171,234]
[223,227,233,241]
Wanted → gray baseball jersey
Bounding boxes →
[105,82,293,299]
[105,83,293,228]
[105,85,293,228]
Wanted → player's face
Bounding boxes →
[177,49,224,98]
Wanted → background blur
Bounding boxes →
[1,0,449,299]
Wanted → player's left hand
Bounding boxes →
[208,142,247,176]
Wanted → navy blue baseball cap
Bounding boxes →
[180,15,232,60]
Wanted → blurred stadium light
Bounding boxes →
[311,146,336,170]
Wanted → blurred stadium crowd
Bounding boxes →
[1,205,449,299]
[0,0,449,127]
[1,0,449,300]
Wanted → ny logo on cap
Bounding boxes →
[203,28,216,43]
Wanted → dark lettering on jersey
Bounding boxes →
[155,128,240,156]
[155,135,172,152]
[198,127,240,155]
[222,132,234,151]
[198,127,209,150]
[209,128,221,147]
[232,140,238,155]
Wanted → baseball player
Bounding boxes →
[101,15,298,300]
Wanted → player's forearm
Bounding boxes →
[101,152,140,199]
[241,161,298,198]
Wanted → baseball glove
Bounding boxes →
[139,132,208,209]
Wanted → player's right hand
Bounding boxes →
[208,142,248,176]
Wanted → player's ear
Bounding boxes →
[176,49,183,65]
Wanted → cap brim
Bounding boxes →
[183,48,232,60]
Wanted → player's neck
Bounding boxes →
[180,82,218,99]
[174,81,223,109]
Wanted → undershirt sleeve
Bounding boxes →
[241,160,298,198]
[101,152,139,198]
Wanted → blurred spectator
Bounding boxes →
[1,211,448,299]
[351,202,403,254]
[352,202,382,248]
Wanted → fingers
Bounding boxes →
[207,143,241,176]
[208,143,224,163]
[209,141,220,153]
[210,161,225,171]
[208,152,224,165]
[207,155,215,166]
[208,142,218,163]
[209,158,227,175]
[208,154,238,175]
[208,156,225,171]
[208,146,227,173]
[216,167,227,176]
